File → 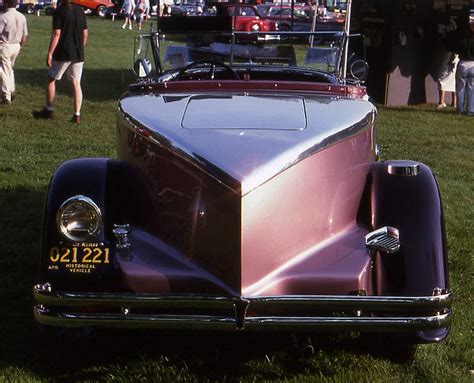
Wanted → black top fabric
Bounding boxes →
[458,34,474,61]
[52,4,87,62]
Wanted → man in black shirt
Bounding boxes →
[33,0,88,123]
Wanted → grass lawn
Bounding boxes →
[0,15,472,382]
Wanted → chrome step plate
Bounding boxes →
[365,226,400,254]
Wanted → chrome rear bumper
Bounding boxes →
[33,283,452,332]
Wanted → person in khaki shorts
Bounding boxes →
[0,0,28,105]
[33,0,88,123]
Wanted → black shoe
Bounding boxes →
[33,107,53,119]
[71,114,80,124]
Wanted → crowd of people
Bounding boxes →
[0,0,473,121]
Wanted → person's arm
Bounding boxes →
[46,29,61,67]
[20,34,28,47]
[82,28,88,48]
[20,19,28,47]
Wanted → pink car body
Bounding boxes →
[33,18,451,354]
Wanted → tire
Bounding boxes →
[96,5,107,18]
[27,4,36,14]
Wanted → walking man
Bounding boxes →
[0,0,28,105]
[33,0,88,123]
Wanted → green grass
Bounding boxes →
[0,15,473,382]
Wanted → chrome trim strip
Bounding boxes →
[33,283,452,331]
[243,312,451,331]
[33,284,452,312]
[34,306,237,330]
[247,291,452,312]
[34,305,451,332]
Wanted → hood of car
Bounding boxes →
[119,91,375,195]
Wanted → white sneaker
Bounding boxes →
[129,25,132,30]
[122,23,126,29]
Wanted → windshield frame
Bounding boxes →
[137,1,358,84]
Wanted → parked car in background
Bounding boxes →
[171,0,204,16]
[73,0,114,17]
[262,5,345,31]
[255,3,272,16]
[16,0,54,15]
[33,10,452,359]
[17,0,39,14]
[215,4,279,37]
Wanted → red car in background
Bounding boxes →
[216,4,279,37]
[73,0,114,17]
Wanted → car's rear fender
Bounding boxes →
[371,160,448,295]
[370,160,449,342]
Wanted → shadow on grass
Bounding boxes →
[0,327,420,381]
[15,68,134,102]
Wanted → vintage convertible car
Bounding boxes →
[33,12,452,353]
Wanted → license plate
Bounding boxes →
[47,243,111,275]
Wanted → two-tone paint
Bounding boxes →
[34,81,451,342]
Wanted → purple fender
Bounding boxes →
[371,160,450,342]
[41,158,111,287]
[40,158,153,288]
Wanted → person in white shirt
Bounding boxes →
[0,0,28,105]
[121,0,136,30]
[144,0,150,20]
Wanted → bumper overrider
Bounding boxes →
[33,283,452,333]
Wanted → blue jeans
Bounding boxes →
[456,60,474,115]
